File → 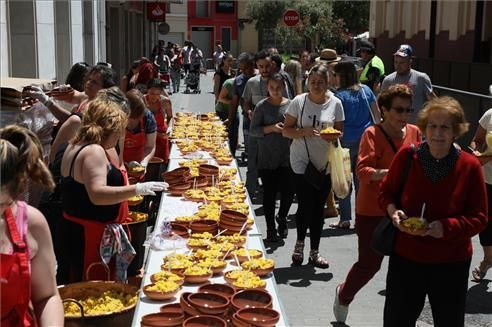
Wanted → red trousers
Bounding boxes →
[338,214,384,305]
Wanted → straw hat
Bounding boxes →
[316,49,341,63]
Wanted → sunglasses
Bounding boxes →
[391,106,414,114]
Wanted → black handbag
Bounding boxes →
[371,133,414,256]
[300,94,328,190]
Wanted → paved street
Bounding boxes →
[169,72,492,327]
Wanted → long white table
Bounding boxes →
[131,145,289,326]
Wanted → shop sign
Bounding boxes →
[147,2,166,21]
[216,1,235,13]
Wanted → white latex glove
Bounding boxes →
[135,182,168,196]
[26,85,49,104]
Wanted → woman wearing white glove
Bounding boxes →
[25,85,73,122]
[59,99,165,282]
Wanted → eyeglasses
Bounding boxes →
[391,106,414,114]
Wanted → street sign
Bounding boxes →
[283,9,300,27]
[158,22,170,35]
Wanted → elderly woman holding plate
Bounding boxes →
[378,96,487,327]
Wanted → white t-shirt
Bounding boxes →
[286,92,345,174]
[479,108,492,184]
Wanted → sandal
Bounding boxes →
[291,240,304,265]
[471,260,492,281]
[329,221,351,229]
[308,250,329,269]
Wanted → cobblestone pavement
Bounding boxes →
[173,73,492,327]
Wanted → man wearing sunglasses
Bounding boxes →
[381,44,436,123]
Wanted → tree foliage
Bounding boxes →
[245,0,369,52]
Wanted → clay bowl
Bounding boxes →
[143,284,180,301]
[159,265,187,276]
[160,303,184,315]
[220,216,247,228]
[218,221,243,233]
[183,270,213,284]
[189,220,218,234]
[198,283,236,300]
[221,228,247,236]
[163,175,187,186]
[208,261,227,275]
[216,158,233,166]
[183,315,227,327]
[220,210,248,224]
[223,270,241,285]
[170,222,190,238]
[198,164,219,176]
[231,313,249,327]
[249,266,274,278]
[149,156,164,164]
[150,273,184,286]
[141,312,185,327]
[236,307,280,327]
[180,292,201,316]
[235,250,263,264]
[167,182,192,196]
[189,176,209,189]
[188,292,230,315]
[167,166,191,177]
[231,289,273,312]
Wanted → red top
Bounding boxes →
[356,124,421,216]
[1,203,36,326]
[123,116,146,163]
[145,95,169,163]
[379,144,488,263]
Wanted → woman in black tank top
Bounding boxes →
[213,52,235,103]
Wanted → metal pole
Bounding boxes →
[289,28,292,56]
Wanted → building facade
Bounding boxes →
[1,0,106,82]
[370,0,492,94]
[187,0,238,58]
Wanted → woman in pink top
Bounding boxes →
[0,125,63,326]
[333,85,422,324]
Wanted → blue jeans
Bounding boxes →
[338,139,360,222]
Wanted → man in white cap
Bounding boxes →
[381,44,436,123]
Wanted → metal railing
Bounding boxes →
[434,85,492,147]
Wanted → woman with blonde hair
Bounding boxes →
[284,59,303,96]
[60,99,166,282]
[0,125,64,326]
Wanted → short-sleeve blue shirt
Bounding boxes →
[335,84,376,142]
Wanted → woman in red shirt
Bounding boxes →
[333,85,421,324]
[1,125,63,326]
[379,97,487,326]
[144,79,173,164]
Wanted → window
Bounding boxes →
[196,1,209,17]
[221,27,231,51]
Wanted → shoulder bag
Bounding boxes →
[371,134,414,256]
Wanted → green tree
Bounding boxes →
[332,0,370,35]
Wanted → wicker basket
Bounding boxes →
[59,281,138,327]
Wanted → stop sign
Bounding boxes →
[283,9,300,27]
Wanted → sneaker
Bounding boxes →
[333,284,349,323]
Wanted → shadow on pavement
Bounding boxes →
[465,279,492,314]
[321,227,356,237]
[330,322,351,327]
[264,238,287,254]
[273,265,333,287]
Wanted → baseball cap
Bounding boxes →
[357,40,375,54]
[394,44,413,58]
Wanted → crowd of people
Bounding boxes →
[214,42,491,326]
[1,37,491,327]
